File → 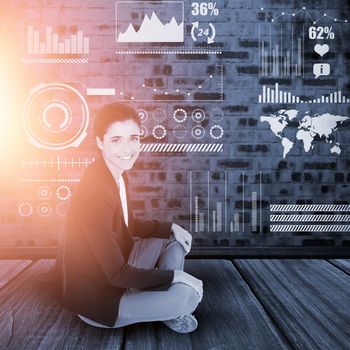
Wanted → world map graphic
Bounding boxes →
[261,109,349,158]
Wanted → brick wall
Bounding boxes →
[0,0,349,249]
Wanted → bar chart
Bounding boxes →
[259,24,304,77]
[259,83,350,104]
[23,26,89,63]
[190,171,265,234]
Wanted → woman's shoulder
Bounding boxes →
[76,158,117,198]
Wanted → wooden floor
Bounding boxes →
[0,259,349,350]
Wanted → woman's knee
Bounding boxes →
[172,283,201,316]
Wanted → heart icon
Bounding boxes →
[314,44,329,57]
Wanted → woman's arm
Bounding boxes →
[74,185,174,291]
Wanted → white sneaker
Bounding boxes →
[162,314,198,333]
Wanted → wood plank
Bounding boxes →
[122,260,289,349]
[186,260,290,349]
[234,259,350,350]
[0,260,124,350]
[123,317,192,350]
[0,259,32,289]
[328,259,350,275]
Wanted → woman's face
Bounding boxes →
[96,119,141,174]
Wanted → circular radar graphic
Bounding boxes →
[173,109,187,123]
[192,126,205,139]
[136,109,148,123]
[37,186,51,200]
[191,109,206,123]
[23,83,89,150]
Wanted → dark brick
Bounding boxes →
[302,79,337,86]
[130,200,145,210]
[292,172,302,181]
[218,160,251,168]
[175,173,183,182]
[134,186,161,193]
[177,54,209,60]
[220,51,249,59]
[238,145,268,153]
[193,93,224,100]
[151,199,159,209]
[304,173,313,182]
[238,117,257,126]
[167,199,182,208]
[227,105,249,113]
[157,172,166,181]
[303,239,335,246]
[154,93,185,101]
[278,161,288,169]
[280,188,288,195]
[236,239,250,246]
[321,186,331,193]
[304,162,337,170]
[259,78,292,86]
[239,39,259,48]
[219,239,229,246]
[335,173,345,182]
[162,65,172,75]
[237,66,259,74]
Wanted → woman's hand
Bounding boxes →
[172,270,203,301]
[171,223,192,254]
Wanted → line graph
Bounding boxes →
[260,7,349,24]
[86,66,224,101]
[116,65,224,102]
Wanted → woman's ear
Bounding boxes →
[96,136,104,151]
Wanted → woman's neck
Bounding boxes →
[103,156,123,184]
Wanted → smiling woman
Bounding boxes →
[95,106,142,181]
[59,103,203,333]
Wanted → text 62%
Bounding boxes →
[309,26,335,40]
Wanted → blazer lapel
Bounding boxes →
[97,157,131,234]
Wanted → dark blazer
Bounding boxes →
[60,157,174,326]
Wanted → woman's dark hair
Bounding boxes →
[94,103,141,139]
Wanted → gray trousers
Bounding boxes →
[78,236,201,328]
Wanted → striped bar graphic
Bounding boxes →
[140,143,223,153]
[22,58,88,64]
[270,204,350,212]
[271,225,350,232]
[270,215,350,222]
[86,88,116,96]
